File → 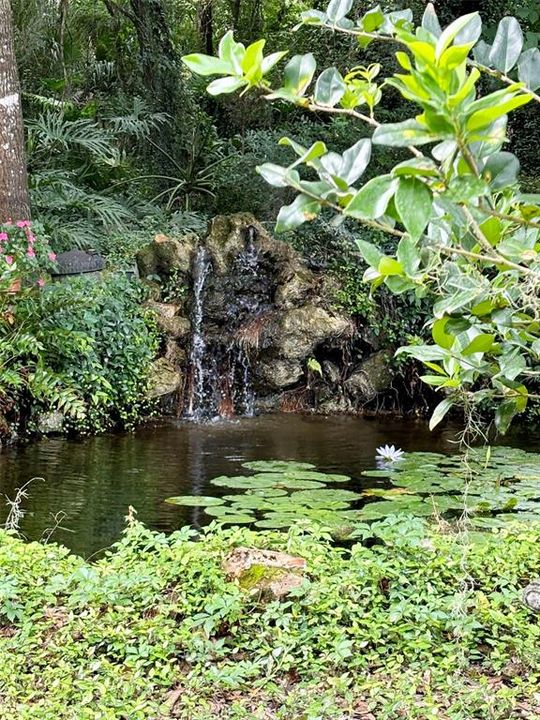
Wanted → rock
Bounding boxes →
[256,358,304,390]
[274,268,317,309]
[164,339,186,366]
[145,300,181,320]
[345,350,393,402]
[322,360,341,386]
[265,305,352,362]
[523,581,540,612]
[205,214,255,275]
[51,249,104,282]
[145,301,191,340]
[146,358,183,399]
[223,547,306,599]
[136,233,197,278]
[159,316,191,340]
[36,411,64,434]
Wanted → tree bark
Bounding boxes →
[198,0,214,56]
[0,0,30,223]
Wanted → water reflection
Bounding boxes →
[0,414,537,557]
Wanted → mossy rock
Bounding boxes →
[223,547,306,599]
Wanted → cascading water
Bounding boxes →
[185,226,270,421]
[186,246,211,419]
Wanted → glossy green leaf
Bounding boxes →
[243,460,316,472]
[361,6,385,32]
[462,333,495,355]
[489,17,523,73]
[378,257,403,276]
[261,51,288,75]
[395,177,432,239]
[165,495,225,507]
[182,54,233,77]
[482,152,520,190]
[432,318,454,350]
[283,53,317,95]
[518,48,540,91]
[326,0,353,22]
[207,77,247,95]
[356,238,384,268]
[314,68,346,107]
[256,163,289,187]
[275,194,321,232]
[422,3,441,37]
[373,120,441,147]
[494,399,518,434]
[396,236,421,276]
[340,139,371,184]
[429,398,453,430]
[435,13,479,60]
[345,175,398,219]
[392,157,439,178]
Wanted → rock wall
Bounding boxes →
[137,213,396,418]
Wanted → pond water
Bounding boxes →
[0,414,538,557]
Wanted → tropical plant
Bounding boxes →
[183,3,540,433]
[14,274,159,433]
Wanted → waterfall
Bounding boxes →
[185,226,262,421]
[186,246,211,419]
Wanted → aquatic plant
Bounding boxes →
[166,448,540,533]
[376,444,404,462]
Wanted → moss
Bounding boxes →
[237,563,286,591]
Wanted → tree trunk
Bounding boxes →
[128,0,177,106]
[0,0,30,223]
[198,0,214,55]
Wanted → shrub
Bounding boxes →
[14,274,159,433]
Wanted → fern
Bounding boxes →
[27,112,115,160]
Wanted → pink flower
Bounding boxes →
[27,234,36,244]
[16,220,31,228]
[48,251,57,261]
[36,278,45,287]
[5,255,14,265]
[0,233,7,242]
[27,247,36,258]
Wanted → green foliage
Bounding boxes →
[184,2,540,432]
[26,102,167,252]
[13,275,159,434]
[0,518,539,718]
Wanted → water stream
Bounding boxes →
[186,246,212,419]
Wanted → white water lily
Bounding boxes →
[376,445,404,462]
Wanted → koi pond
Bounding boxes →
[0,414,539,557]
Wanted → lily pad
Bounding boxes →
[205,505,237,517]
[165,495,225,507]
[291,489,362,504]
[211,476,277,489]
[242,460,316,473]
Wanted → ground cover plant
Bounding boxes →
[0,517,539,719]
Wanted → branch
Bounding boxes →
[469,60,540,105]
[477,203,540,230]
[101,0,136,25]
[460,206,540,278]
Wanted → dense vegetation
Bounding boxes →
[1,3,540,718]
[1,0,539,437]
[0,518,539,719]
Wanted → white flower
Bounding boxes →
[376,444,404,462]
